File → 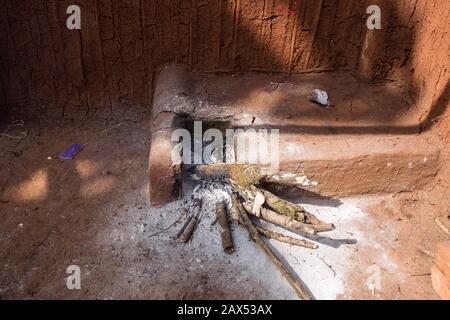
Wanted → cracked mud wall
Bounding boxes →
[0,0,448,119]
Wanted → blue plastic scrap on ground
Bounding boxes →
[59,144,83,160]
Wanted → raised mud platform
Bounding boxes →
[149,65,441,206]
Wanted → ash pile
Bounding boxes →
[174,164,336,300]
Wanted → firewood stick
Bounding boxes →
[242,202,317,235]
[308,223,336,233]
[230,194,241,225]
[232,195,317,248]
[235,198,313,300]
[255,187,306,221]
[231,195,318,248]
[176,209,192,238]
[304,211,326,226]
[194,164,333,227]
[195,164,264,187]
[255,225,318,249]
[177,198,202,243]
[177,215,193,238]
[215,201,234,254]
[177,216,198,243]
[248,186,332,227]
[256,187,330,226]
[242,200,334,233]
[233,182,331,228]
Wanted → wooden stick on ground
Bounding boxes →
[232,194,318,249]
[215,201,234,254]
[257,187,330,226]
[194,164,334,229]
[235,197,313,300]
[241,202,317,235]
[230,194,241,225]
[177,215,198,243]
[231,182,333,230]
[255,225,318,249]
[238,184,334,229]
[176,208,192,238]
[177,198,202,243]
[254,186,306,222]
[242,202,334,234]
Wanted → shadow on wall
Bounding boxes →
[0,0,448,130]
[210,0,450,135]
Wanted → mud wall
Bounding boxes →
[361,0,449,127]
[0,0,448,118]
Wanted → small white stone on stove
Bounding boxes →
[310,89,330,106]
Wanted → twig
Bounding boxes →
[418,247,435,258]
[435,215,450,235]
[410,273,431,277]
[235,197,313,300]
[96,121,124,135]
[319,256,336,277]
[148,208,187,238]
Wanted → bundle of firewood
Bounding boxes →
[177,164,337,300]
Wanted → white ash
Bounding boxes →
[161,178,401,299]
[191,181,233,213]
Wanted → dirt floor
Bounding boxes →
[0,110,449,300]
